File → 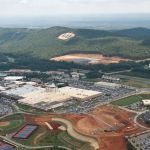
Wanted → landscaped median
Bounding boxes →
[52,118,99,150]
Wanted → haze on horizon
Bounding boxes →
[0,0,150,28]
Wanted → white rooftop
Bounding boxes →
[18,90,71,105]
[4,76,24,81]
[95,81,120,88]
[59,86,102,100]
[5,84,44,96]
[0,86,6,91]
[142,99,150,105]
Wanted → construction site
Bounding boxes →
[51,53,129,65]
[0,105,148,150]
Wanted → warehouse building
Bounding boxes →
[4,76,24,81]
[59,86,102,101]
[95,81,121,89]
[18,90,71,111]
[142,99,150,106]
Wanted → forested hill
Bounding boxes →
[0,26,150,59]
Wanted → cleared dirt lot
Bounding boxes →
[51,53,129,64]
[0,121,10,126]
[58,32,75,40]
[10,106,147,150]
[73,105,147,150]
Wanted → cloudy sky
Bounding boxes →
[0,0,150,17]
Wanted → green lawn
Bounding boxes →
[14,127,65,147]
[58,131,89,149]
[16,103,33,111]
[124,80,150,88]
[119,75,150,88]
[111,94,150,106]
[0,120,23,131]
[14,126,88,150]
[0,113,24,121]
[14,127,46,146]
[0,113,25,133]
[140,94,150,99]
[16,103,46,114]
[111,95,142,106]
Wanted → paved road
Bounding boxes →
[52,118,99,150]
[133,110,150,130]
[104,69,132,75]
[0,135,71,150]
[117,75,150,85]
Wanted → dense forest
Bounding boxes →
[0,53,149,79]
[0,27,150,59]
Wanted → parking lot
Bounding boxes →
[0,94,16,116]
[54,80,136,113]
[128,131,150,150]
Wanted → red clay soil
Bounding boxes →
[23,105,147,150]
[51,53,129,65]
[0,121,10,126]
[25,115,52,126]
[71,105,147,150]
[100,134,127,150]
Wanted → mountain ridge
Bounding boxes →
[0,26,150,59]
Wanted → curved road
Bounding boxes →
[52,118,99,150]
[0,135,71,150]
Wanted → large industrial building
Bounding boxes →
[95,81,121,89]
[142,99,150,106]
[58,86,102,101]
[4,76,24,81]
[1,76,102,111]
[18,86,102,110]
[18,90,71,111]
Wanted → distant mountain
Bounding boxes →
[116,27,150,39]
[0,26,150,59]
[75,29,113,38]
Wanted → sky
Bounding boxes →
[0,0,150,17]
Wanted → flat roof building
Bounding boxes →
[59,86,102,101]
[5,84,44,96]
[95,81,121,89]
[4,76,24,81]
[142,99,150,106]
[18,90,71,111]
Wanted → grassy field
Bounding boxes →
[0,113,24,121]
[16,103,33,111]
[111,94,150,106]
[14,126,46,146]
[16,103,46,114]
[119,75,150,88]
[124,80,150,88]
[0,120,23,131]
[111,95,142,106]
[14,126,89,150]
[0,114,25,133]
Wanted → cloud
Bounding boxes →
[0,0,150,17]
[19,0,28,4]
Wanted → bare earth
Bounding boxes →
[74,105,147,150]
[58,32,75,40]
[22,105,147,150]
[51,53,129,64]
[0,121,10,126]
